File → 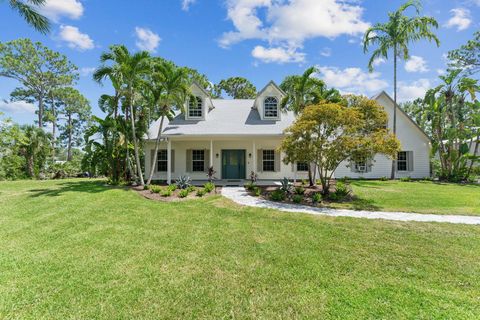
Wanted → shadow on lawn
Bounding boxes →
[27,179,127,198]
[349,197,382,211]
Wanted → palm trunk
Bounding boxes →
[51,94,56,159]
[391,44,398,180]
[27,155,34,177]
[129,93,145,186]
[67,113,73,161]
[146,111,166,185]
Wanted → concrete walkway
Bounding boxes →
[221,187,480,225]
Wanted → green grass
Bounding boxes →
[1,179,480,319]
[329,180,480,215]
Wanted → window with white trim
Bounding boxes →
[354,156,367,173]
[397,151,408,171]
[296,162,309,172]
[264,97,278,118]
[157,150,167,172]
[189,96,203,118]
[263,150,275,172]
[192,150,205,172]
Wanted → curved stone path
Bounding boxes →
[221,187,480,225]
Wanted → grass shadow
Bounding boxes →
[349,197,382,211]
[27,179,127,198]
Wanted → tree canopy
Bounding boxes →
[213,77,257,99]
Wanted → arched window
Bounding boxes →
[264,96,278,118]
[189,96,203,118]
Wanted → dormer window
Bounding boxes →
[264,96,278,118]
[189,96,203,118]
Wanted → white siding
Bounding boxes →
[335,93,431,179]
[144,137,309,182]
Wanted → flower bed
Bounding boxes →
[135,182,220,202]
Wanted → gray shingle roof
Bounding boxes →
[146,99,296,139]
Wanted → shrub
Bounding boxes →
[196,188,206,197]
[149,185,162,194]
[176,175,191,189]
[294,186,305,195]
[329,181,351,201]
[206,166,216,183]
[380,176,388,181]
[178,189,189,198]
[270,189,286,201]
[204,182,215,193]
[301,179,307,186]
[292,194,303,203]
[187,185,196,193]
[249,171,258,183]
[400,176,412,182]
[311,193,322,204]
[167,184,177,192]
[160,189,172,197]
[280,177,292,193]
[245,181,256,191]
[253,186,261,196]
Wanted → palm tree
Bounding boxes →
[94,45,151,186]
[18,125,52,177]
[5,0,50,33]
[280,66,341,186]
[363,0,439,179]
[145,60,190,185]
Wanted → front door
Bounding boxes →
[222,150,246,179]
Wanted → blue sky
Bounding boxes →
[1,0,479,125]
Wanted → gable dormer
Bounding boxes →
[254,81,285,121]
[185,82,213,121]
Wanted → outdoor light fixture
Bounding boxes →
[248,153,252,158]
[216,153,219,158]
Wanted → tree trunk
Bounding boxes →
[38,96,44,128]
[26,155,34,177]
[129,93,145,186]
[307,164,314,187]
[146,112,166,185]
[391,45,398,180]
[67,113,73,161]
[51,94,56,159]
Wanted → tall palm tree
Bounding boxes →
[363,0,439,179]
[280,66,341,186]
[145,60,190,185]
[5,0,50,33]
[94,45,151,186]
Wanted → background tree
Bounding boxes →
[213,77,256,99]
[4,0,50,33]
[363,0,439,179]
[280,66,341,186]
[57,87,91,161]
[281,97,400,196]
[0,113,25,180]
[17,125,52,177]
[0,39,78,128]
[448,31,480,76]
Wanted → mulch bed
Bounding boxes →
[133,185,222,202]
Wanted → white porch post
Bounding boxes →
[252,140,256,178]
[167,138,172,184]
[210,139,213,169]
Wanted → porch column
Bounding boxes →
[210,139,213,170]
[167,138,172,184]
[252,140,256,176]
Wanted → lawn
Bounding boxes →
[330,180,480,216]
[1,179,479,319]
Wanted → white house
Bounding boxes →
[144,81,431,184]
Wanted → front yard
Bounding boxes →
[0,179,479,319]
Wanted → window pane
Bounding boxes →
[397,151,407,171]
[264,97,278,118]
[157,150,167,172]
[192,150,204,172]
[297,162,308,171]
[189,96,202,117]
[263,150,275,171]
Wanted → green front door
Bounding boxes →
[222,150,246,179]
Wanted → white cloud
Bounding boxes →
[37,0,84,22]
[80,67,95,76]
[445,8,471,31]
[134,27,161,52]
[436,69,446,75]
[404,55,429,73]
[320,47,332,57]
[252,45,305,63]
[220,0,370,63]
[0,100,36,114]
[59,25,94,50]
[397,79,431,102]
[182,0,196,11]
[316,66,388,95]
[372,57,386,67]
